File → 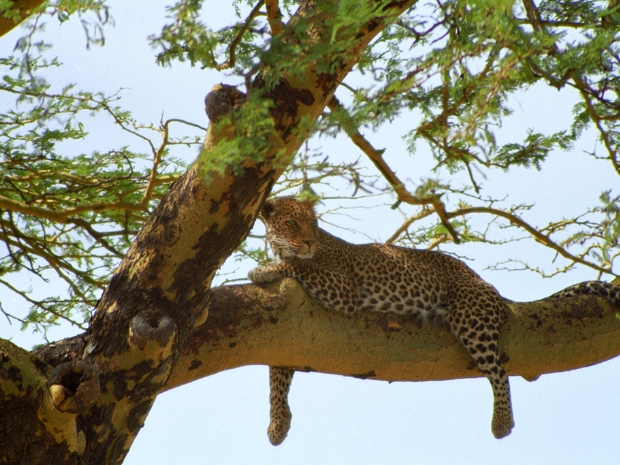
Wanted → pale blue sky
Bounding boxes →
[1,2,618,464]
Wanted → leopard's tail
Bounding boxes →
[547,281,620,306]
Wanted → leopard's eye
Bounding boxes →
[286,219,297,227]
[311,220,318,226]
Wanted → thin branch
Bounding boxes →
[385,208,434,244]
[513,18,588,28]
[0,223,107,290]
[135,119,202,209]
[139,122,169,208]
[327,97,429,206]
[265,0,284,36]
[574,80,620,176]
[327,96,460,243]
[450,206,614,275]
[163,118,208,132]
[521,0,620,176]
[0,194,147,223]
[217,0,265,70]
[0,279,88,329]
[432,199,461,243]
[66,218,124,258]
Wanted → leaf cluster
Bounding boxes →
[0,50,191,334]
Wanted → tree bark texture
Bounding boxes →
[169,279,620,388]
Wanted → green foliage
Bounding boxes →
[0,10,192,334]
[197,92,279,183]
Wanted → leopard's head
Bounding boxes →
[261,197,320,262]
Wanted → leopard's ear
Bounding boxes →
[261,197,277,219]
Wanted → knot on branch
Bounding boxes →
[48,361,100,414]
[204,83,246,123]
[129,311,176,351]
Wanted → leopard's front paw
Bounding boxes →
[248,266,279,284]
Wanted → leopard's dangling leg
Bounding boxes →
[267,367,294,445]
[447,301,514,439]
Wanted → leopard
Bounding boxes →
[248,196,620,446]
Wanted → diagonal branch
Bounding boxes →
[573,80,620,176]
[216,0,265,70]
[327,97,424,204]
[385,208,434,244]
[327,96,461,243]
[449,206,613,275]
[266,0,284,36]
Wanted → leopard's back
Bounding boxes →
[314,238,502,322]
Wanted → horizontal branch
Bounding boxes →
[0,194,146,223]
[327,97,426,206]
[163,278,620,390]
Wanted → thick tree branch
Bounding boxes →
[169,279,620,387]
[0,0,44,37]
[21,277,620,461]
[32,278,620,391]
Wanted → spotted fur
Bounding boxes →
[547,281,620,304]
[248,197,618,445]
[267,367,294,445]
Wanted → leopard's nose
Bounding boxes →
[303,240,315,248]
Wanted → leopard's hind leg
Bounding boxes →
[447,297,514,439]
[267,367,294,445]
